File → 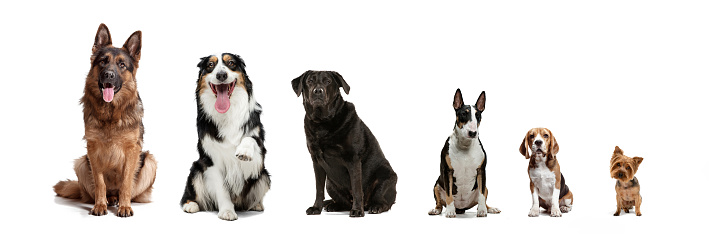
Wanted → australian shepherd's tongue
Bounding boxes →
[102,84,114,102]
[213,83,231,113]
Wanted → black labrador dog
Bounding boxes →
[292,70,397,217]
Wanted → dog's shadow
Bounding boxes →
[54,196,148,217]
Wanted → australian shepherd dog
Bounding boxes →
[53,23,157,217]
[180,53,270,221]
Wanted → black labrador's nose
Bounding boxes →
[313,88,324,95]
[102,70,116,80]
[468,131,477,138]
[216,71,228,81]
[534,140,543,146]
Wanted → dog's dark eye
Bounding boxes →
[228,60,235,66]
[626,166,631,170]
[543,134,549,138]
[529,135,534,139]
[616,163,621,167]
[325,79,331,84]
[119,62,126,69]
[208,62,215,68]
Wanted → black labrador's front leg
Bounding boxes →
[306,155,327,215]
[349,159,364,217]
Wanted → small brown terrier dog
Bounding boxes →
[610,146,643,216]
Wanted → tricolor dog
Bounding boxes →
[428,89,500,218]
[180,53,270,221]
[519,128,573,217]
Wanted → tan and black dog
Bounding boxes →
[53,23,157,217]
[610,146,643,216]
[519,128,573,217]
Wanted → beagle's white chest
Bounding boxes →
[529,162,556,201]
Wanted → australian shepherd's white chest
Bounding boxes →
[180,53,270,221]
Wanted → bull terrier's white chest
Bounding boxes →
[449,138,485,207]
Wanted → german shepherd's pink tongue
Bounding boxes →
[214,84,231,113]
[102,84,114,102]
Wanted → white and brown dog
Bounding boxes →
[519,128,573,217]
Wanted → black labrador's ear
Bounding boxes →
[122,30,142,63]
[475,91,486,112]
[331,71,350,95]
[453,88,464,110]
[291,70,311,97]
[93,23,112,54]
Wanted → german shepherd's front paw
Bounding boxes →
[90,203,108,216]
[306,206,322,215]
[117,206,134,217]
[349,208,365,218]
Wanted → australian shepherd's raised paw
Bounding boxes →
[53,23,157,217]
[180,53,270,221]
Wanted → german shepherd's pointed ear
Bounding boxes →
[93,23,112,54]
[122,31,142,63]
[291,70,311,97]
[453,88,464,110]
[520,130,530,159]
[331,71,350,95]
[475,91,486,112]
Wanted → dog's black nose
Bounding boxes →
[102,70,115,80]
[216,71,228,81]
[534,140,542,146]
[468,131,477,138]
[313,88,324,95]
[617,173,624,178]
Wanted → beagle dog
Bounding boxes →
[519,128,573,217]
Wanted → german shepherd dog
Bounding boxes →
[180,53,270,221]
[53,23,157,217]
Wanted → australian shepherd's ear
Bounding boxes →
[520,133,530,159]
[331,71,350,95]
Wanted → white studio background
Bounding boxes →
[0,1,707,244]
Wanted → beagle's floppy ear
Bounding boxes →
[475,91,486,112]
[331,71,350,95]
[520,133,530,159]
[549,131,560,157]
[93,23,112,54]
[453,89,464,110]
[291,70,311,97]
[547,129,559,157]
